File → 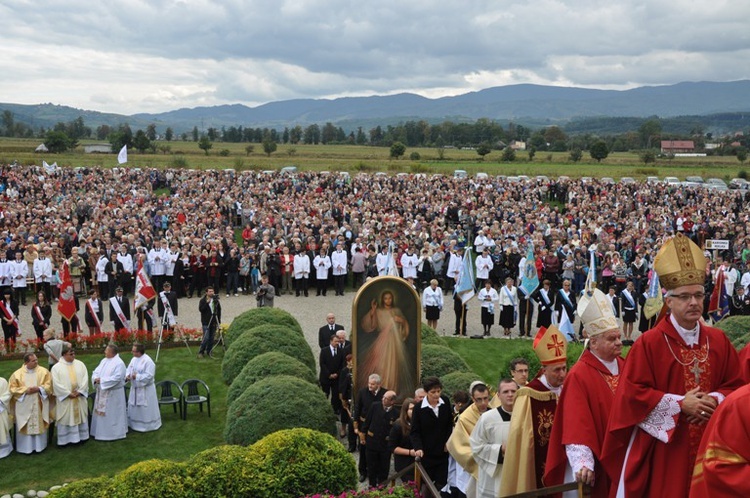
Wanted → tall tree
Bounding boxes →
[164,127,174,142]
[389,141,406,159]
[198,136,212,155]
[589,140,609,162]
[133,130,151,153]
[146,124,157,141]
[45,130,76,153]
[262,138,277,157]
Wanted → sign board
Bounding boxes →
[705,239,729,250]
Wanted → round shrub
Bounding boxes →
[185,444,273,497]
[222,324,315,384]
[421,344,471,380]
[225,307,303,347]
[250,428,357,498]
[715,315,750,349]
[49,477,113,498]
[227,351,317,401]
[421,323,447,346]
[225,375,337,446]
[441,371,484,399]
[109,459,188,498]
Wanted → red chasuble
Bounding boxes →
[738,343,750,383]
[544,349,624,498]
[600,317,742,498]
[690,383,750,497]
[525,378,559,489]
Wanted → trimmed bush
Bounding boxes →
[715,315,750,349]
[49,477,113,498]
[441,371,483,399]
[227,351,317,401]
[222,324,315,384]
[421,323,447,346]
[225,307,303,347]
[225,375,337,446]
[251,428,357,498]
[109,459,188,498]
[185,444,272,497]
[421,344,471,380]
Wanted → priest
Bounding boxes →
[90,344,128,441]
[446,380,491,497]
[601,233,743,498]
[9,353,52,453]
[0,376,12,458]
[499,325,567,495]
[51,345,89,445]
[544,288,625,497]
[125,342,162,432]
[470,377,517,498]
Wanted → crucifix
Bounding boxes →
[690,358,704,385]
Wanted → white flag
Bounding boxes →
[117,145,128,164]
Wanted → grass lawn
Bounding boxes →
[444,337,532,386]
[0,346,227,495]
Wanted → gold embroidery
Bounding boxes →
[537,408,554,447]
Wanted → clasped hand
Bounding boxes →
[681,387,717,424]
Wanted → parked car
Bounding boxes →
[685,175,704,184]
[665,177,680,185]
[620,177,636,184]
[705,178,728,190]
[476,172,489,180]
[729,178,750,190]
[453,170,468,179]
[646,176,660,184]
[601,177,615,184]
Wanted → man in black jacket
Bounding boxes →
[319,334,343,414]
[362,390,398,487]
[197,286,221,359]
[411,376,454,491]
[318,312,344,349]
[353,373,387,483]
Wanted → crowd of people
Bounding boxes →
[0,340,160,458]
[1,163,750,353]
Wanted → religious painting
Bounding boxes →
[352,276,421,398]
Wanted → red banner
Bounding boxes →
[134,259,156,309]
[57,260,77,321]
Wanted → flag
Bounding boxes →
[42,160,57,174]
[519,243,540,297]
[57,260,77,321]
[709,269,730,323]
[117,145,128,164]
[454,248,475,304]
[385,241,399,277]
[558,306,576,341]
[584,247,597,296]
[643,271,663,319]
[134,260,156,309]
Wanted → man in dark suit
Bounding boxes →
[318,312,344,349]
[335,330,351,357]
[319,334,343,415]
[353,373,387,483]
[108,286,130,330]
[362,390,398,487]
[157,281,179,330]
[411,376,454,491]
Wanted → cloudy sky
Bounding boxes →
[2,1,748,115]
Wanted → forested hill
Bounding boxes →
[2,80,750,134]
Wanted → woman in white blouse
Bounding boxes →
[421,279,444,330]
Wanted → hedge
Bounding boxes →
[421,344,472,380]
[421,323,447,346]
[49,477,113,498]
[109,459,189,498]
[184,444,272,497]
[225,307,303,347]
[227,351,317,401]
[224,375,337,446]
[222,324,315,384]
[441,371,483,399]
[715,315,750,349]
[250,428,357,498]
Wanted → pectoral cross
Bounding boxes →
[690,358,704,385]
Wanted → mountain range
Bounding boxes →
[3,80,750,134]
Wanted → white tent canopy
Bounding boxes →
[35,143,48,152]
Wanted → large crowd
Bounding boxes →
[1,164,750,351]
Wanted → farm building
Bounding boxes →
[660,140,695,154]
[84,144,112,154]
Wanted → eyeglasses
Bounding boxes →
[670,293,706,302]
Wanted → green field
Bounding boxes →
[1,137,747,181]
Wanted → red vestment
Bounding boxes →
[544,349,624,498]
[690,383,750,497]
[600,316,743,498]
[738,343,750,383]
